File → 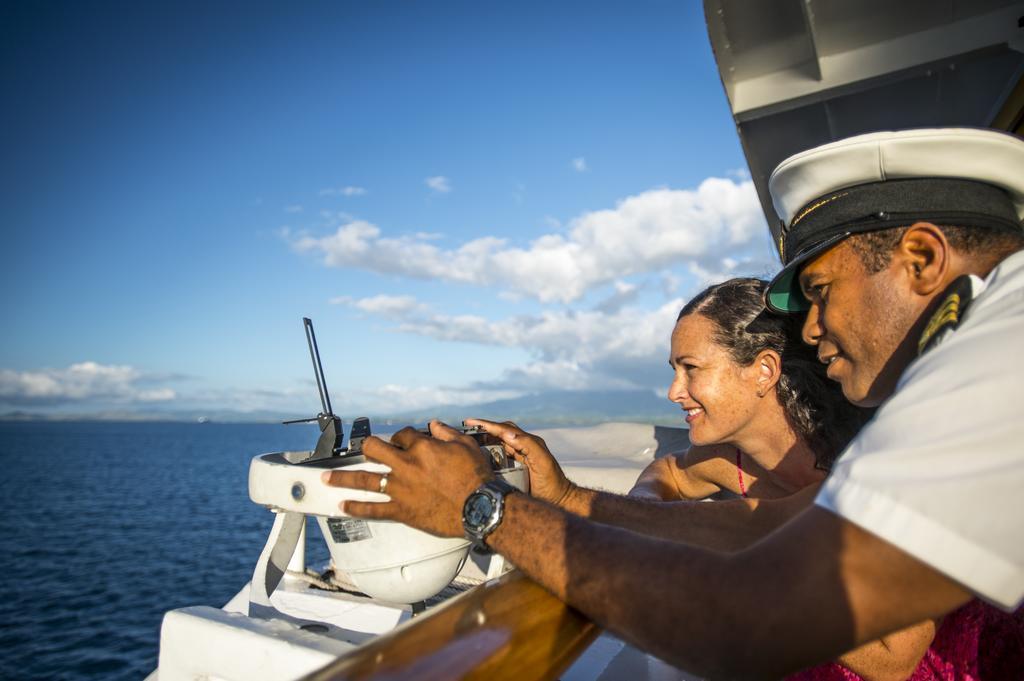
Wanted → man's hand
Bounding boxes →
[464,418,575,506]
[321,420,495,538]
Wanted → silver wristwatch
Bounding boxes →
[462,479,518,548]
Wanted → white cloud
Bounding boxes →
[336,292,684,392]
[425,176,452,193]
[498,361,593,390]
[292,177,776,304]
[285,204,303,213]
[320,186,368,197]
[0,362,178,406]
[331,294,427,319]
[331,282,708,399]
[338,293,678,360]
[137,388,177,402]
[178,383,319,415]
[285,175,782,405]
[401,300,682,364]
[571,157,588,172]
[480,359,643,393]
[193,372,528,416]
[593,280,640,314]
[338,384,524,414]
[660,270,682,297]
[200,376,522,415]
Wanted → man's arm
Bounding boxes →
[622,458,940,678]
[563,479,820,552]
[556,441,939,676]
[488,493,969,679]
[327,423,971,679]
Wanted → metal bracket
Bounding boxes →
[249,511,305,620]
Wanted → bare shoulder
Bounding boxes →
[670,444,743,497]
[634,445,735,500]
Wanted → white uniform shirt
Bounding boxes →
[816,249,1024,610]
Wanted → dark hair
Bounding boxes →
[678,278,871,470]
[848,224,1024,274]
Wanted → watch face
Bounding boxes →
[465,493,494,528]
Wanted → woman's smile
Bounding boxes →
[684,406,704,424]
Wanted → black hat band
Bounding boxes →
[780,178,1021,264]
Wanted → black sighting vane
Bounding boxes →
[304,317,332,416]
[281,318,349,463]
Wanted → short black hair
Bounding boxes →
[848,224,1024,274]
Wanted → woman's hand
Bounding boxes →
[464,418,575,507]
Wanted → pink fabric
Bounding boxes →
[735,449,748,498]
[785,601,1024,681]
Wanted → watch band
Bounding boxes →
[462,478,518,548]
[482,478,517,497]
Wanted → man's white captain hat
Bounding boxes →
[764,128,1024,313]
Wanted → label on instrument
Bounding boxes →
[326,517,373,543]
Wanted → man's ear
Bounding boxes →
[754,349,782,397]
[896,222,949,296]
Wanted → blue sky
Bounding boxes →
[0,1,778,418]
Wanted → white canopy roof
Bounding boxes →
[704,0,1024,240]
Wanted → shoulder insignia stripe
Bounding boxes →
[918,294,961,355]
[917,275,976,356]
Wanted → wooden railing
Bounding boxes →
[302,570,601,681]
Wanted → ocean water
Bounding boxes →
[0,421,340,680]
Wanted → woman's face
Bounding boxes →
[667,313,762,446]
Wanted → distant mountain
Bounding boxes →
[383,389,682,429]
[0,389,684,428]
[0,408,291,424]
[0,411,45,421]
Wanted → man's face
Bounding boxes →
[798,240,921,407]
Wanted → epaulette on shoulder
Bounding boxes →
[917,275,977,357]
